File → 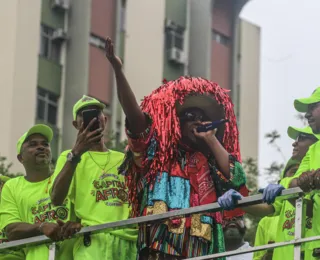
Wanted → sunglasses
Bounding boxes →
[307,102,320,113]
[296,133,318,142]
[179,112,207,122]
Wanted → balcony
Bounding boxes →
[37,56,62,96]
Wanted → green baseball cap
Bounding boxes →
[294,87,320,112]
[16,124,53,154]
[73,95,105,120]
[287,126,320,140]
[280,158,299,179]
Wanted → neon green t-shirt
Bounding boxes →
[53,150,138,241]
[253,216,278,260]
[270,176,313,260]
[0,176,74,260]
[283,142,320,260]
[305,194,320,260]
[272,201,312,259]
[0,188,25,260]
[0,228,25,260]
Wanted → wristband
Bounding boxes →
[39,222,46,234]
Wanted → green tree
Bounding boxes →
[242,157,261,245]
[106,132,128,152]
[264,130,285,183]
[0,156,24,178]
[295,113,307,126]
[244,130,285,245]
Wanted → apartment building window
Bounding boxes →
[40,25,61,62]
[89,34,106,50]
[36,88,59,126]
[212,30,230,46]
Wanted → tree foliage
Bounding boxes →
[244,129,285,245]
[0,156,24,178]
[242,157,261,245]
[295,113,307,126]
[106,131,128,153]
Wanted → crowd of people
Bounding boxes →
[0,37,318,260]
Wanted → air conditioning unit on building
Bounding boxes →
[51,0,70,10]
[52,28,67,41]
[168,47,186,65]
[165,19,177,30]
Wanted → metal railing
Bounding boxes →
[0,187,316,260]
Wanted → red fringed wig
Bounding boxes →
[120,76,249,221]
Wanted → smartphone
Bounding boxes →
[82,109,100,131]
[196,119,229,132]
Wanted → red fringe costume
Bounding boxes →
[119,77,248,259]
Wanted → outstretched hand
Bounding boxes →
[105,37,123,70]
[218,189,242,210]
[258,184,285,204]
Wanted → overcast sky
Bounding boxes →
[240,0,320,187]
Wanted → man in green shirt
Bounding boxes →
[286,87,320,259]
[219,125,319,259]
[0,176,25,260]
[0,124,80,260]
[51,96,137,260]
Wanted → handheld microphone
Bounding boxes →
[196,119,229,132]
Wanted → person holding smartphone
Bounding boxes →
[105,38,248,259]
[50,95,138,260]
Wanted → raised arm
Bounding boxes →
[105,38,147,134]
[51,120,103,205]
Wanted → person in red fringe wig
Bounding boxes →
[105,38,248,260]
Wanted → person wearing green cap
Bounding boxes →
[266,126,318,260]
[50,95,137,260]
[219,125,318,259]
[278,88,320,259]
[294,87,320,135]
[252,159,300,260]
[0,176,25,260]
[0,124,80,260]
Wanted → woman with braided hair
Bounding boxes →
[105,38,248,259]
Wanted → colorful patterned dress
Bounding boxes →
[120,117,247,259]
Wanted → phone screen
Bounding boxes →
[82,109,100,131]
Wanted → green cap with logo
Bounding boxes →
[73,95,106,120]
[16,124,53,154]
[287,125,320,140]
[294,87,320,112]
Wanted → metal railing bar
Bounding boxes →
[0,187,303,251]
[187,235,320,260]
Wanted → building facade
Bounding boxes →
[0,0,259,173]
[237,19,261,161]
